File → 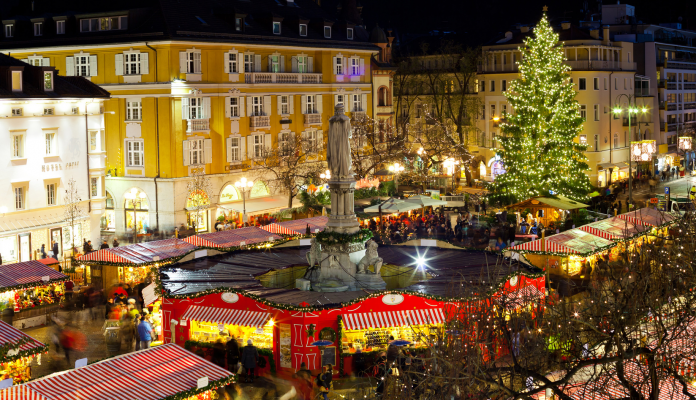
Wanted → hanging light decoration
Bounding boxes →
[678,136,692,152]
[630,140,657,162]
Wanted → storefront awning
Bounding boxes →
[510,228,616,256]
[182,305,271,328]
[342,309,446,330]
[0,261,68,292]
[218,195,298,216]
[597,162,617,170]
[0,344,233,400]
[184,227,282,248]
[0,321,47,363]
[618,207,678,227]
[579,216,650,240]
[142,282,159,307]
[261,216,328,235]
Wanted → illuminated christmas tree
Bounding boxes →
[490,15,591,204]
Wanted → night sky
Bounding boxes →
[360,0,696,46]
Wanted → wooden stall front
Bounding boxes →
[506,195,589,228]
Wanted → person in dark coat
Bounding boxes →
[212,339,226,369]
[508,223,516,246]
[226,335,240,372]
[52,241,59,260]
[40,244,47,259]
[241,339,259,383]
[84,241,93,253]
[113,238,120,248]
[306,224,311,235]
[100,240,109,249]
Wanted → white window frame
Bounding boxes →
[579,135,587,145]
[227,52,238,73]
[229,136,241,162]
[14,187,24,210]
[91,177,99,197]
[190,138,205,165]
[352,94,362,112]
[305,130,317,152]
[578,77,587,90]
[594,104,600,121]
[270,55,281,73]
[126,99,142,121]
[297,56,308,73]
[604,77,608,90]
[71,107,79,115]
[126,139,144,167]
[593,77,599,90]
[230,97,240,118]
[280,95,289,115]
[350,57,360,76]
[501,80,507,92]
[80,16,127,32]
[89,131,99,152]
[44,71,53,91]
[124,51,141,75]
[45,132,56,156]
[272,21,281,35]
[335,94,345,108]
[347,28,354,40]
[46,183,56,206]
[11,108,22,117]
[306,95,316,114]
[252,134,264,158]
[580,104,587,120]
[75,55,91,77]
[324,26,331,38]
[56,20,65,34]
[279,131,291,155]
[335,57,343,75]
[490,80,495,92]
[34,22,42,36]
[244,53,254,73]
[299,24,307,36]
[189,97,203,119]
[613,133,619,149]
[186,50,201,74]
[11,132,25,158]
[251,96,264,116]
[43,107,54,116]
[4,24,13,38]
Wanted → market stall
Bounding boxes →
[578,216,650,240]
[509,228,616,278]
[142,282,164,346]
[182,305,274,349]
[618,207,678,228]
[505,195,589,230]
[0,344,234,400]
[78,238,198,290]
[184,226,283,250]
[0,261,67,329]
[0,321,47,384]
[261,216,328,236]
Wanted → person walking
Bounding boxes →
[213,339,226,369]
[137,315,155,349]
[112,238,120,248]
[100,240,110,249]
[134,314,142,351]
[40,244,47,259]
[293,362,313,400]
[317,365,332,400]
[226,335,240,372]
[51,240,59,260]
[241,339,259,383]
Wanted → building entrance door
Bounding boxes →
[19,233,31,262]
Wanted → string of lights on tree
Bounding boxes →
[490,14,592,204]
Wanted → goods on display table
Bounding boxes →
[0,321,47,384]
[182,305,274,349]
[0,344,234,400]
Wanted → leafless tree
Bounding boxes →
[383,210,696,400]
[63,178,86,256]
[350,114,405,180]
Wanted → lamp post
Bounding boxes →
[612,94,648,203]
[234,177,254,224]
[124,188,147,242]
[388,162,405,195]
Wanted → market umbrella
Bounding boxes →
[404,194,447,215]
[390,340,412,346]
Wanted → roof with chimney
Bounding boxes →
[0,52,109,99]
[0,0,378,51]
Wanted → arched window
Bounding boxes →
[250,180,270,198]
[377,86,389,107]
[124,188,149,234]
[613,133,619,149]
[101,192,116,232]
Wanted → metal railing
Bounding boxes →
[186,118,210,133]
[479,60,636,73]
[244,72,323,84]
[250,115,270,128]
[664,61,696,71]
[303,113,321,126]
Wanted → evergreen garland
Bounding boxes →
[315,229,373,246]
[490,14,592,204]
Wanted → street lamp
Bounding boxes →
[124,188,147,242]
[612,94,649,203]
[443,157,460,192]
[234,177,254,223]
[388,162,405,194]
[320,169,331,180]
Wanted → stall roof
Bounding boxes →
[184,227,283,249]
[618,207,679,227]
[0,321,47,363]
[162,247,537,304]
[0,344,232,400]
[0,260,67,291]
[507,195,589,211]
[510,228,616,256]
[579,216,651,240]
[261,216,328,235]
[79,239,196,265]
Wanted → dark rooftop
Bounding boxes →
[161,246,539,307]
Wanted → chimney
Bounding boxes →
[561,21,571,30]
[603,25,610,44]
[590,28,600,39]
[386,29,395,64]
[520,26,530,33]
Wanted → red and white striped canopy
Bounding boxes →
[579,216,649,240]
[79,239,196,264]
[0,320,46,362]
[0,260,67,290]
[509,239,577,254]
[261,216,328,235]
[618,207,678,227]
[0,344,232,400]
[184,227,282,248]
[342,308,446,330]
[510,228,615,255]
[181,305,271,328]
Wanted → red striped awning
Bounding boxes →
[0,320,46,362]
[181,305,271,328]
[342,309,446,330]
[184,227,282,248]
[579,216,650,240]
[509,239,577,254]
[0,344,233,400]
[617,207,678,227]
[79,239,196,264]
[0,260,67,291]
[261,216,328,236]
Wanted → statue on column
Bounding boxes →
[327,105,353,179]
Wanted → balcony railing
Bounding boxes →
[250,115,270,129]
[351,111,367,120]
[660,102,677,111]
[244,73,323,84]
[186,118,210,133]
[304,113,322,126]
[685,103,696,110]
[478,60,636,73]
[664,60,696,71]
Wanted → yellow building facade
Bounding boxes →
[2,8,381,237]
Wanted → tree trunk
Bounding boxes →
[288,193,294,209]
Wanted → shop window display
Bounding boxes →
[186,190,210,233]
[189,319,274,349]
[125,197,149,234]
